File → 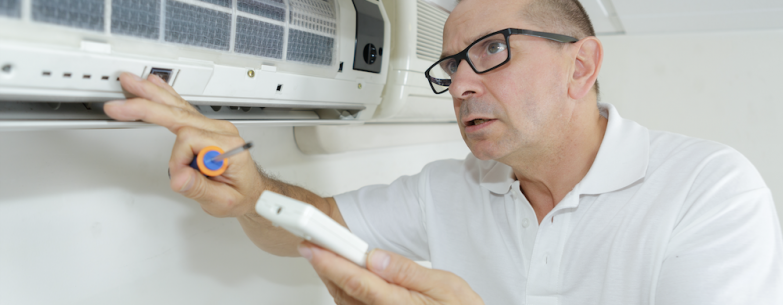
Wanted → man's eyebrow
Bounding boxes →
[439,29,496,60]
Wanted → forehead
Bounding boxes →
[442,0,533,56]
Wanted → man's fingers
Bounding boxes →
[168,126,245,176]
[301,242,412,305]
[104,97,224,133]
[367,249,434,290]
[118,72,197,112]
[320,278,364,305]
[366,249,474,303]
[168,164,244,216]
[167,126,253,216]
[146,73,181,98]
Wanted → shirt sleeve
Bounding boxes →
[654,150,783,304]
[333,171,431,261]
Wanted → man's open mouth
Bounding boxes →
[466,119,494,126]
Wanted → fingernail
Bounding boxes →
[298,244,313,261]
[369,250,390,271]
[105,100,125,106]
[178,172,194,193]
[129,73,142,81]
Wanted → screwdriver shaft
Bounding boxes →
[210,142,253,162]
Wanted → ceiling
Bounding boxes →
[576,0,783,35]
[424,0,783,35]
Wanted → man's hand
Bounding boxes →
[299,242,484,305]
[104,72,264,218]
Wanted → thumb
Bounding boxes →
[170,167,240,217]
[171,167,209,199]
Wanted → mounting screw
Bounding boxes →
[357,83,362,89]
[247,69,255,78]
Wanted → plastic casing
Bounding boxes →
[255,190,369,267]
[373,0,454,122]
[0,0,391,129]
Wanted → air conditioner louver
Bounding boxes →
[415,0,447,63]
[373,0,453,123]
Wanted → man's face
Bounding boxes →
[443,0,576,163]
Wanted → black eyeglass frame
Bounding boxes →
[424,28,579,94]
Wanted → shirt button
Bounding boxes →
[521,218,529,228]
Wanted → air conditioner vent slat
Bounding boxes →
[416,0,449,63]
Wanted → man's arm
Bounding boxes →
[654,150,783,304]
[239,176,347,256]
[104,72,346,257]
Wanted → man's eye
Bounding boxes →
[486,42,506,55]
[449,61,459,74]
[443,59,458,75]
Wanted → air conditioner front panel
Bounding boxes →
[201,64,382,106]
[0,0,390,127]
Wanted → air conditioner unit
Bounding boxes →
[0,0,390,130]
[373,0,453,122]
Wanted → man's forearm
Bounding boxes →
[238,171,347,257]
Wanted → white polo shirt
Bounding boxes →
[334,103,783,305]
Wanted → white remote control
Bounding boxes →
[255,190,370,267]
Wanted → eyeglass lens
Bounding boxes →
[428,33,509,93]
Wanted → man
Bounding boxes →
[104,0,783,303]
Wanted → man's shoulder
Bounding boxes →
[646,129,767,193]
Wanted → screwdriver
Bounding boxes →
[190,142,254,177]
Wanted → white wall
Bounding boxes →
[598,29,783,229]
[0,126,470,304]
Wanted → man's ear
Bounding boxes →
[568,37,603,100]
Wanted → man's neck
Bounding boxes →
[506,105,608,224]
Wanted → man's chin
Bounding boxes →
[467,143,506,161]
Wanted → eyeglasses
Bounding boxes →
[424,28,578,94]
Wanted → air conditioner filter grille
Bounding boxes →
[0,0,21,18]
[200,0,230,7]
[165,0,232,51]
[235,15,284,58]
[287,28,333,65]
[238,0,285,21]
[111,0,161,40]
[2,0,338,66]
[33,0,104,31]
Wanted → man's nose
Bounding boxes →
[448,59,482,99]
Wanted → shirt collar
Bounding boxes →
[479,103,649,196]
[578,103,649,195]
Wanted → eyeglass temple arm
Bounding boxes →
[509,29,579,43]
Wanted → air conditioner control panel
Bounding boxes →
[352,0,385,74]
